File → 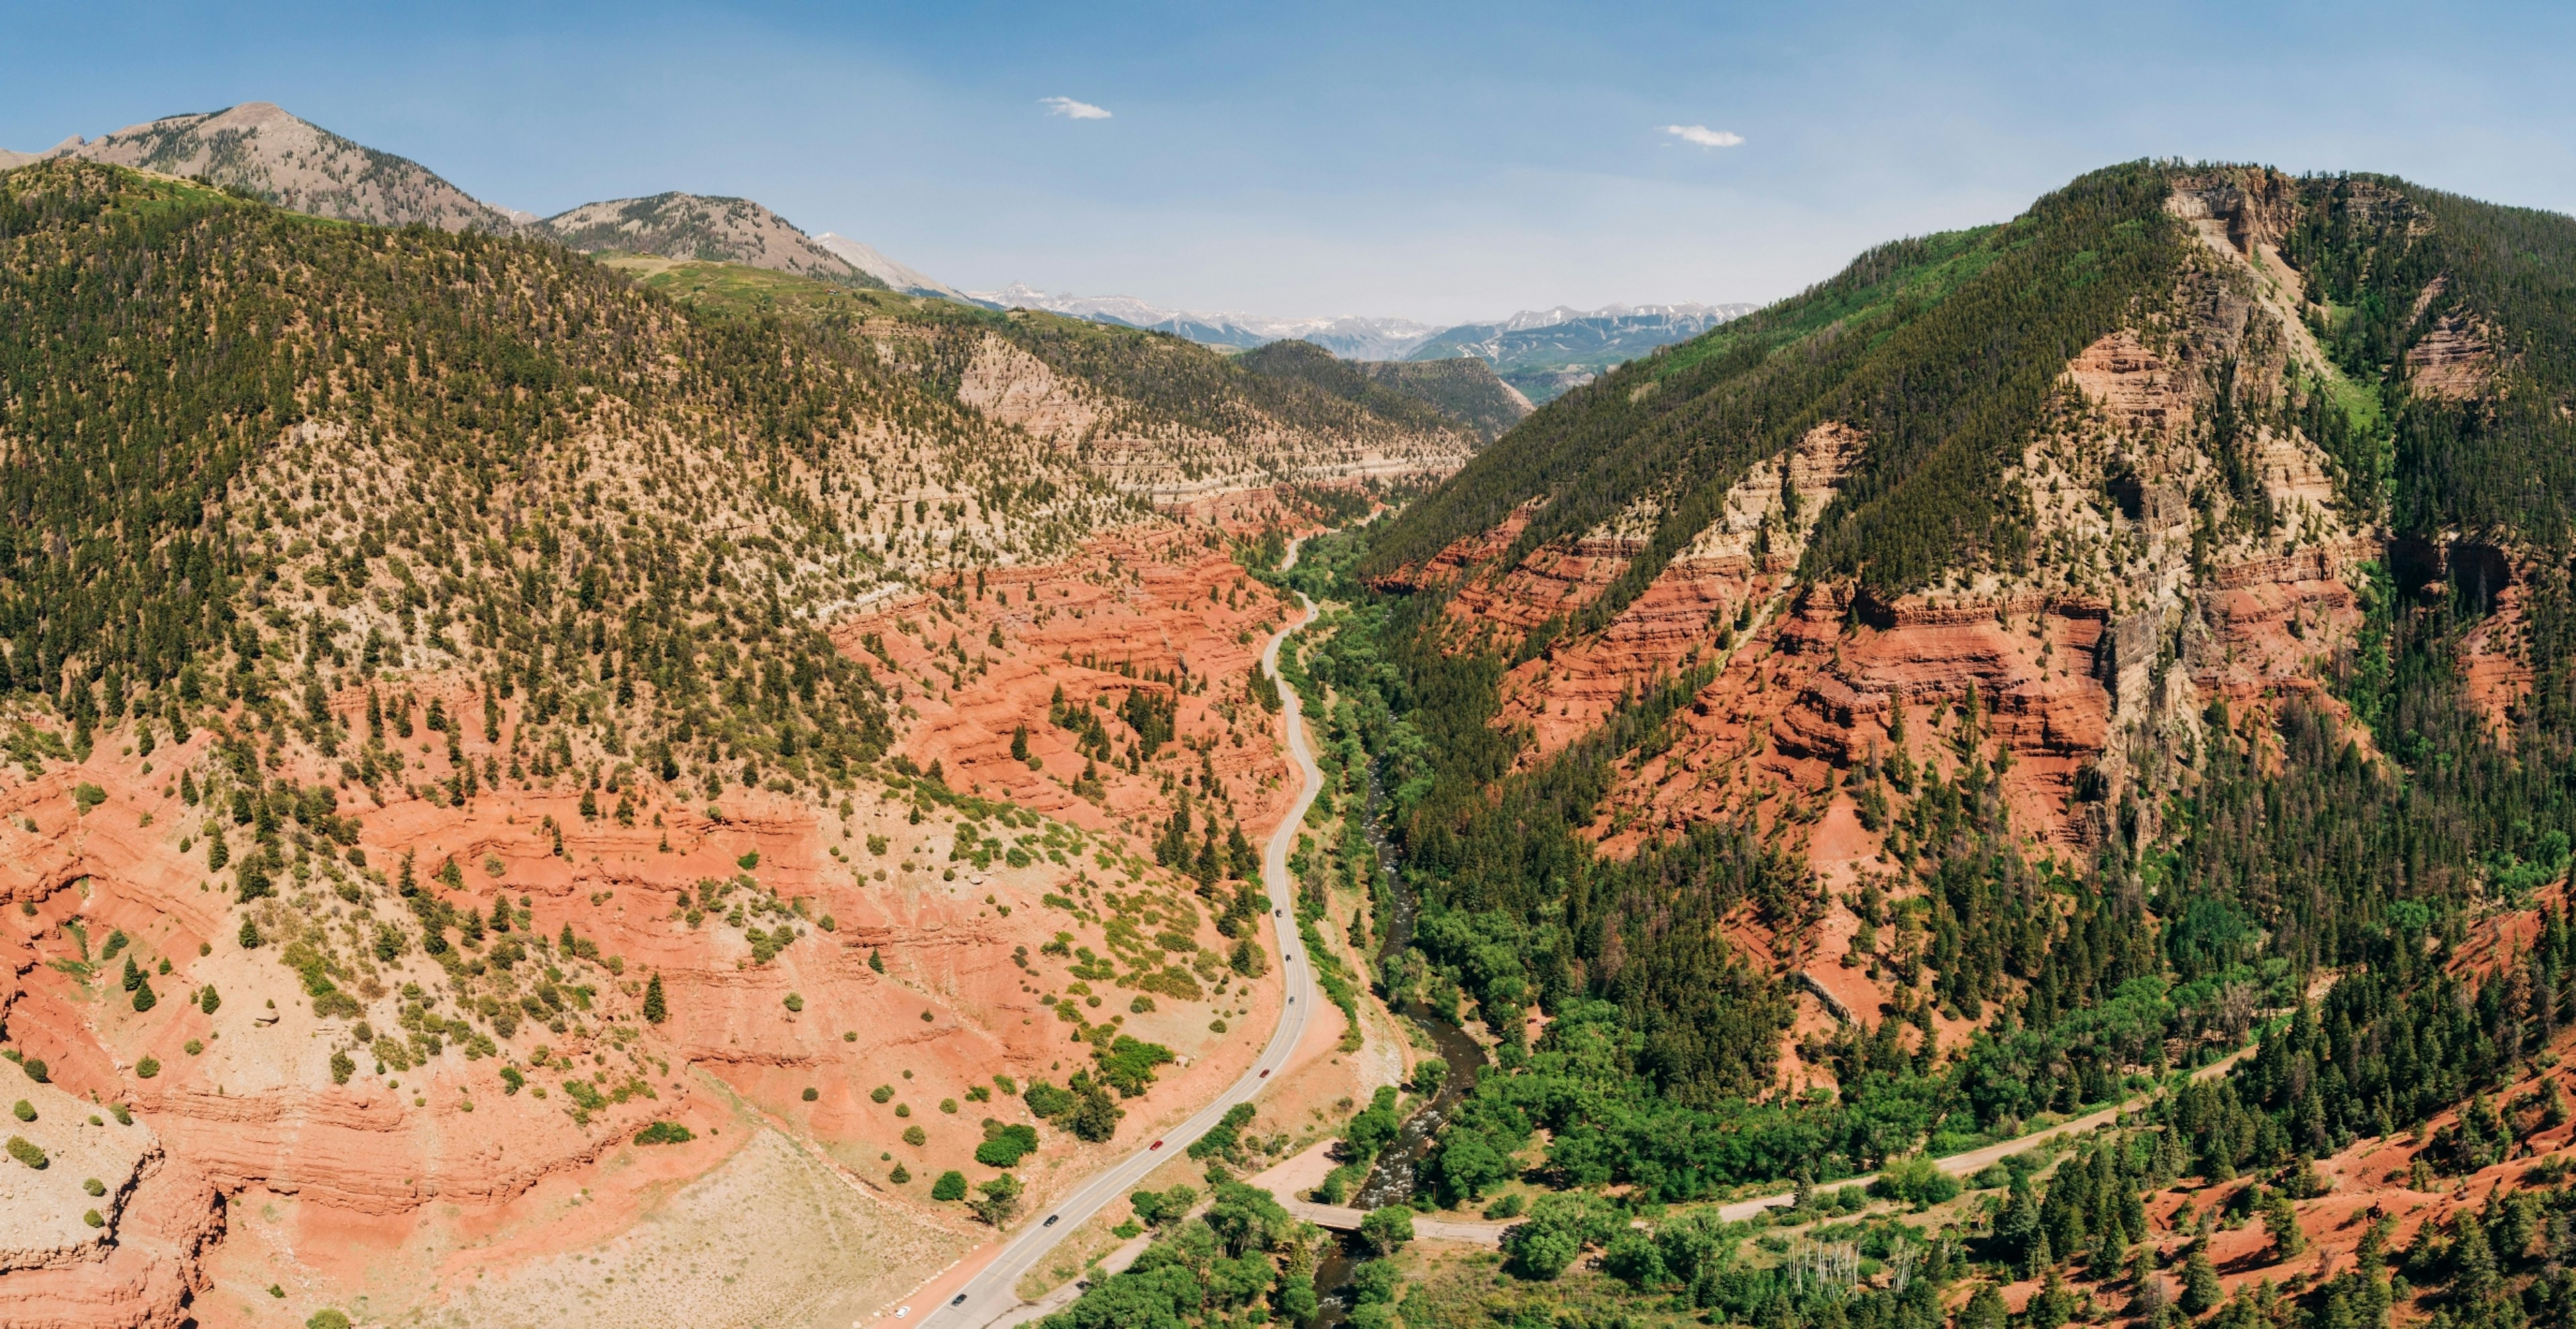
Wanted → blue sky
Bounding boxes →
[5,1,2571,323]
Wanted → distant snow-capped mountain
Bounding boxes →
[961,288,1755,392]
[965,284,1446,360]
[813,233,988,304]
[1406,302,1762,401]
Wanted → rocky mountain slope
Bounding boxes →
[537,192,877,286]
[0,101,519,232]
[0,157,1419,1327]
[602,256,1481,497]
[1235,338,1535,442]
[814,231,983,302]
[1259,160,2576,1326]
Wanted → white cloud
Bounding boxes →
[1040,97,1113,121]
[1661,124,1744,148]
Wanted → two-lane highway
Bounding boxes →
[930,541,1325,1328]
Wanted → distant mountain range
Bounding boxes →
[965,286,1756,400]
[961,283,1446,359]
[3,102,1748,399]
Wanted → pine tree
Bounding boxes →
[2262,1192,2306,1259]
[1194,829,1222,888]
[869,948,885,973]
[1227,824,1257,880]
[643,972,667,1024]
[238,918,262,949]
[2180,1246,2222,1315]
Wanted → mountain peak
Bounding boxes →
[11,101,519,233]
[536,192,876,286]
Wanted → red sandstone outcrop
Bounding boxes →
[0,519,1312,1326]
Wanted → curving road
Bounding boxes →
[929,541,1325,1328]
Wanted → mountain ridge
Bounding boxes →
[3,101,518,233]
[535,191,875,286]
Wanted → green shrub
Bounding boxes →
[975,1123,1040,1167]
[969,1172,1024,1226]
[931,1169,968,1201]
[802,1086,819,1102]
[7,1135,46,1169]
[84,1176,105,1196]
[329,1051,354,1085]
[307,1311,353,1329]
[890,1163,911,1183]
[10,1100,31,1122]
[1868,1155,1962,1207]
[783,992,804,1012]
[134,1056,160,1079]
[634,1120,696,1145]
[871,1084,895,1104]
[903,1125,927,1147]
[1022,1079,1075,1118]
[84,1208,105,1227]
[311,991,362,1019]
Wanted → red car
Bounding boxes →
[1150,1140,1165,1151]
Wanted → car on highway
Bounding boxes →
[1259,1069,1271,1078]
[1044,1214,1059,1226]
[1150,1139,1164,1150]
[951,1293,967,1306]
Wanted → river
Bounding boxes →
[1304,755,1492,1326]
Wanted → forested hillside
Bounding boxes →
[608,256,1481,493]
[1281,162,2576,1329]
[0,158,1155,793]
[0,156,1350,1328]
[1236,337,1532,441]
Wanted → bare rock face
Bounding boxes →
[0,1077,216,1329]
[35,102,515,233]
